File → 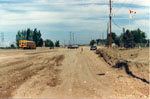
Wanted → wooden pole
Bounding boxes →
[109,0,112,47]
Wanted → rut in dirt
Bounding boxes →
[113,61,150,84]
[96,48,149,84]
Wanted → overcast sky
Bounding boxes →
[0,0,149,45]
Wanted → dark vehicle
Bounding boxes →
[50,46,54,49]
[90,46,97,50]
[68,45,79,49]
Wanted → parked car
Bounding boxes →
[50,46,54,49]
[68,45,79,49]
[90,46,97,50]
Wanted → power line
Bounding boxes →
[112,0,135,25]
[69,32,71,45]
[112,19,123,29]
[112,0,127,13]
[42,2,106,5]
[1,33,4,42]
[69,32,76,45]
[73,32,75,45]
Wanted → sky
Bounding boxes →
[0,0,149,46]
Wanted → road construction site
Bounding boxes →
[0,47,149,98]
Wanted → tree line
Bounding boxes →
[90,28,149,48]
[45,39,60,47]
[16,28,60,47]
[16,28,43,47]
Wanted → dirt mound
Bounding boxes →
[0,54,65,98]
[96,47,149,84]
[51,55,65,66]
[96,48,126,66]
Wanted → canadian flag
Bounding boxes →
[130,10,136,14]
[129,10,136,19]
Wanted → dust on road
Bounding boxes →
[0,47,149,98]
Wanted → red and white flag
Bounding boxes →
[129,10,136,19]
[130,10,136,14]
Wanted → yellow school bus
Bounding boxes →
[19,40,36,49]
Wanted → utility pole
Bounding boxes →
[91,35,92,41]
[73,32,75,45]
[69,32,72,45]
[76,38,77,45]
[109,0,112,47]
[123,28,125,33]
[1,33,4,42]
[64,40,65,47]
[102,32,104,45]
[100,33,101,40]
[107,23,109,46]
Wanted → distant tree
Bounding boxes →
[45,39,54,47]
[50,41,54,47]
[103,28,148,47]
[148,39,150,47]
[10,44,15,48]
[122,30,134,48]
[145,39,149,47]
[16,31,21,47]
[38,38,43,47]
[106,32,117,46]
[55,40,60,47]
[16,28,43,47]
[109,32,117,43]
[90,40,96,46]
[119,28,147,48]
[96,39,100,45]
[33,28,38,46]
[26,28,31,40]
[115,36,121,46]
[131,28,146,44]
[96,39,106,45]
[36,30,42,46]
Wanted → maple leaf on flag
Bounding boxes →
[129,10,136,14]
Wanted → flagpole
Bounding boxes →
[129,9,131,31]
[129,9,132,31]
[129,9,136,31]
[129,14,131,30]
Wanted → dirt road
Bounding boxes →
[0,47,149,98]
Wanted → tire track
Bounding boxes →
[0,56,37,69]
[0,54,65,98]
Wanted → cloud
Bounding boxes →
[113,0,149,7]
[0,0,149,45]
